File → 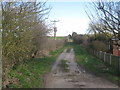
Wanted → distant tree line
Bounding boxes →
[71,32,111,53]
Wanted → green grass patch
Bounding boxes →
[60,60,69,72]
[72,44,119,84]
[7,47,65,88]
[65,42,73,53]
[66,47,71,53]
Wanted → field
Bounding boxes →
[48,36,65,39]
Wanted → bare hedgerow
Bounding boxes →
[34,38,66,58]
[90,40,107,52]
[2,2,51,86]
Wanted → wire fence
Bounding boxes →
[90,50,120,72]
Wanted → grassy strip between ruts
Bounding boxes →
[72,44,119,86]
[7,46,65,88]
[60,60,69,72]
[66,47,71,53]
[66,42,72,53]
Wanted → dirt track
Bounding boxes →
[44,49,119,88]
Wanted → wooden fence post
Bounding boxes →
[110,54,112,65]
[97,51,98,57]
[104,52,106,62]
[99,51,102,59]
[118,56,120,88]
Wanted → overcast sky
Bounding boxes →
[46,2,92,36]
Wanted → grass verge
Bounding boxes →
[60,60,69,72]
[73,44,119,85]
[7,47,65,88]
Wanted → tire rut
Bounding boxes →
[44,48,119,88]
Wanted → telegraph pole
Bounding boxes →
[51,20,59,40]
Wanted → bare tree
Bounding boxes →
[86,0,120,37]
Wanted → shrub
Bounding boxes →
[2,2,50,85]
[72,34,85,44]
[91,40,107,51]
